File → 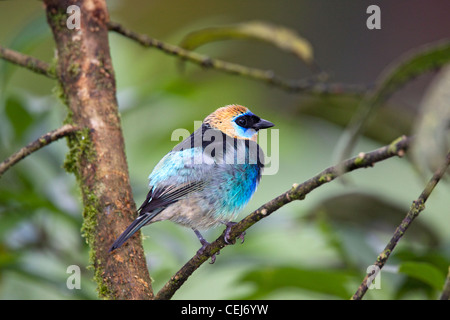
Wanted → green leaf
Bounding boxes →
[335,40,450,162]
[4,96,34,141]
[411,66,450,176]
[179,21,314,66]
[238,266,352,299]
[305,192,440,247]
[297,95,414,145]
[373,40,450,104]
[0,15,50,87]
[399,261,446,290]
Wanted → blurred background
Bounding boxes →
[0,0,449,299]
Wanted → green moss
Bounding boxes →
[48,19,113,298]
[64,129,112,298]
[63,124,98,241]
[47,8,68,32]
[61,112,112,298]
[68,62,81,77]
[80,187,99,242]
[62,126,98,244]
[354,156,365,166]
[82,187,111,299]
[378,249,391,262]
[318,173,334,183]
[47,57,58,78]
[63,127,90,176]
[410,199,425,218]
[52,81,68,106]
[96,279,111,299]
[388,136,405,154]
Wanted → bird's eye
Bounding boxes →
[236,117,247,127]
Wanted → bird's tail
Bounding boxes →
[109,211,160,252]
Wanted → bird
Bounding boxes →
[109,104,274,262]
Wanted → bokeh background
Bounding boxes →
[0,0,449,299]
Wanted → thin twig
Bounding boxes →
[107,21,369,95]
[154,135,412,300]
[351,151,450,300]
[0,124,79,177]
[0,45,56,78]
[440,266,450,300]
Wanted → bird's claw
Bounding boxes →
[196,239,220,264]
[224,222,246,245]
[209,250,220,264]
[193,223,246,264]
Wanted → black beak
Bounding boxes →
[253,118,274,130]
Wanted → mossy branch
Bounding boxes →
[0,45,56,78]
[155,135,412,300]
[44,0,153,299]
[0,124,78,177]
[351,151,450,300]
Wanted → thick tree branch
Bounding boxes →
[155,135,412,300]
[44,0,152,299]
[351,151,450,300]
[0,124,78,177]
[0,45,56,78]
[107,21,369,95]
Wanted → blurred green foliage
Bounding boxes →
[0,1,449,300]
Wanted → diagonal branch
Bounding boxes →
[0,124,79,177]
[0,45,56,78]
[107,21,369,95]
[351,151,450,300]
[440,266,450,300]
[154,135,412,300]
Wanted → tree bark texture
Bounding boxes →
[44,0,153,299]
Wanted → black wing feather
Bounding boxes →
[109,181,206,252]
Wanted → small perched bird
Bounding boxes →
[109,105,274,261]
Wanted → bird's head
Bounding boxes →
[204,105,274,140]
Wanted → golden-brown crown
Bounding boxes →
[204,105,256,140]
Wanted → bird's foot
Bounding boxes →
[196,241,220,264]
[193,228,219,264]
[223,221,246,245]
